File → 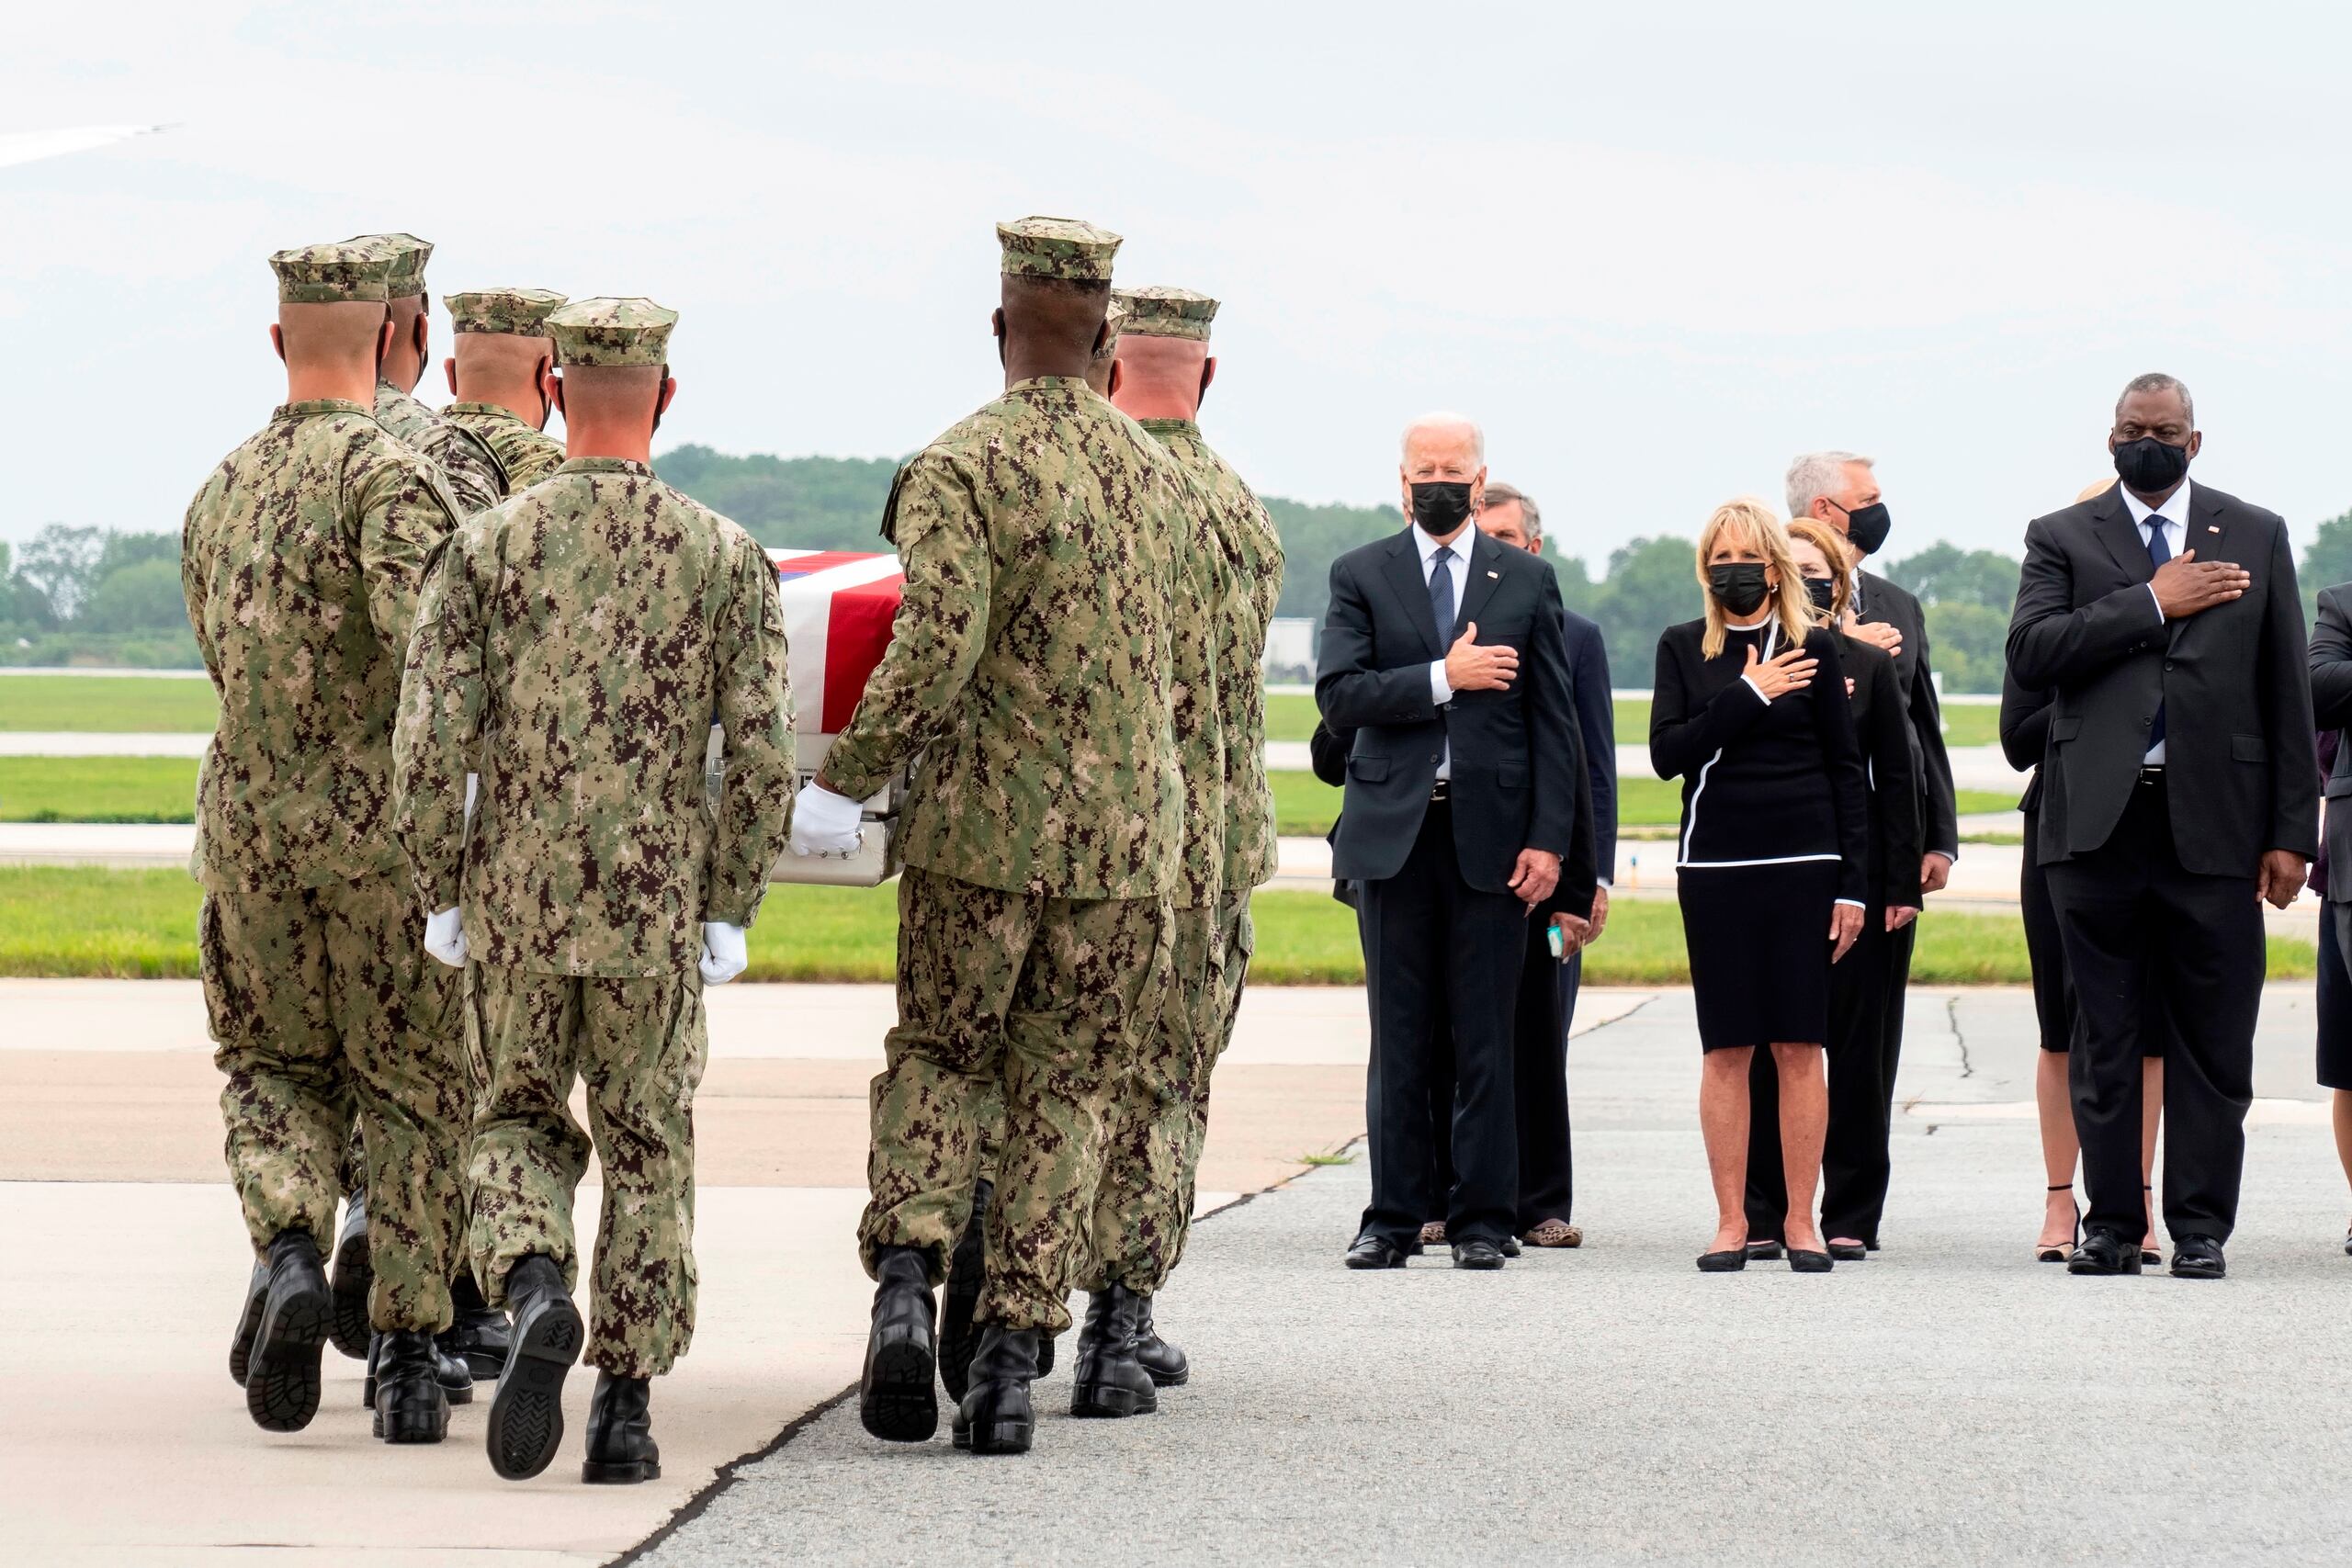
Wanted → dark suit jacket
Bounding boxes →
[2308,583,2352,902]
[1857,570,1960,860]
[2007,480,2318,874]
[1846,636,1924,908]
[1997,667,2054,816]
[1316,525,1594,901]
[1563,609,1618,879]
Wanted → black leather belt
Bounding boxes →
[1430,780,1451,803]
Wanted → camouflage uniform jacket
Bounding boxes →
[444,401,566,496]
[393,457,797,977]
[820,376,1190,901]
[376,382,505,516]
[1140,419,1285,894]
[181,398,462,894]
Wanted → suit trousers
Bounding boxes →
[1427,934,1579,1230]
[2046,774,2263,1243]
[1744,913,1894,1243]
[1357,799,1527,1248]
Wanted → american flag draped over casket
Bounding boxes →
[759,548,908,886]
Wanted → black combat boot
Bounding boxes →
[364,1331,475,1407]
[953,1324,1039,1455]
[1069,1284,1158,1418]
[228,1258,268,1387]
[372,1329,451,1444]
[582,1371,662,1483]
[441,1269,513,1382]
[485,1254,582,1481]
[859,1245,939,1442]
[328,1193,373,1359]
[1130,1294,1190,1388]
[245,1228,333,1432]
[937,1178,991,1404]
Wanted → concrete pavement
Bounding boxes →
[639,987,2352,1568]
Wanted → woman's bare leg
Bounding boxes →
[2037,1049,2079,1249]
[1771,1042,1828,1254]
[1699,1048,1755,1253]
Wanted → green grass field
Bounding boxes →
[1270,689,1997,750]
[0,675,218,732]
[1,865,2312,987]
[0,757,200,822]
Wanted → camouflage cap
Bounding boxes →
[447,288,569,337]
[548,297,678,367]
[997,216,1122,282]
[268,242,395,305]
[1113,285,1218,342]
[347,232,434,298]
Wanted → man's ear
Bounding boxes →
[990,307,1007,368]
[655,375,679,421]
[2186,430,2203,460]
[1470,466,1488,512]
[269,323,287,364]
[412,312,429,357]
[444,356,458,397]
[1105,360,1124,400]
[1198,355,1217,408]
[546,371,566,419]
[375,319,395,373]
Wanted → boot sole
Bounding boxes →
[1069,1380,1159,1418]
[582,1458,662,1484]
[860,1332,939,1443]
[486,1297,582,1481]
[362,1377,471,1408]
[329,1224,374,1360]
[962,1418,1034,1454]
[246,1284,332,1433]
[1142,1365,1189,1388]
[228,1289,266,1387]
[372,1396,451,1444]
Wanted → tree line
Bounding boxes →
[14,445,2352,693]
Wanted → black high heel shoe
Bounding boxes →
[2037,1184,2079,1263]
[2140,1185,2162,1267]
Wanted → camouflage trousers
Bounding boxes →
[201,874,468,1333]
[467,964,707,1378]
[858,866,1171,1334]
[1081,891,1254,1294]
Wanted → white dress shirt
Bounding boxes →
[1419,525,1473,780]
[2118,479,2192,764]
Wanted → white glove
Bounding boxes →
[790,781,865,857]
[424,907,469,968]
[699,921,748,986]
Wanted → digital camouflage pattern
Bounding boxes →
[182,399,461,893]
[375,382,505,516]
[393,457,795,977]
[356,232,433,299]
[859,866,1171,1332]
[1112,285,1218,342]
[468,964,707,1377]
[443,401,566,495]
[996,215,1122,281]
[547,297,677,367]
[820,377,1189,900]
[269,243,393,304]
[1081,901,1222,1294]
[201,872,467,1332]
[446,287,566,337]
[1140,418,1286,892]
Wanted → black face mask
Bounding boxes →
[1409,481,1476,536]
[1804,577,1838,615]
[1709,562,1771,617]
[2112,434,2190,494]
[1838,501,1892,556]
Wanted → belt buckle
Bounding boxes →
[1430,781,1450,803]
[2138,766,2165,785]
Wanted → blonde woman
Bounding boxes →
[1650,499,1871,1271]
[1742,518,1921,1261]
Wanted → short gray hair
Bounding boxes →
[1785,450,1874,520]
[2116,372,2194,427]
[1482,481,1541,542]
[1400,410,1485,463]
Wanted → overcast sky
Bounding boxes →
[7,2,2352,574]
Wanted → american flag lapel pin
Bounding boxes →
[1486,570,1500,579]
[2207,525,2222,534]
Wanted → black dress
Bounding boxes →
[1651,617,1870,1051]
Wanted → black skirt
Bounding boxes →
[1678,862,1838,1051]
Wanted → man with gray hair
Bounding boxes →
[1784,448,1958,1255]
[1319,413,1596,1271]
